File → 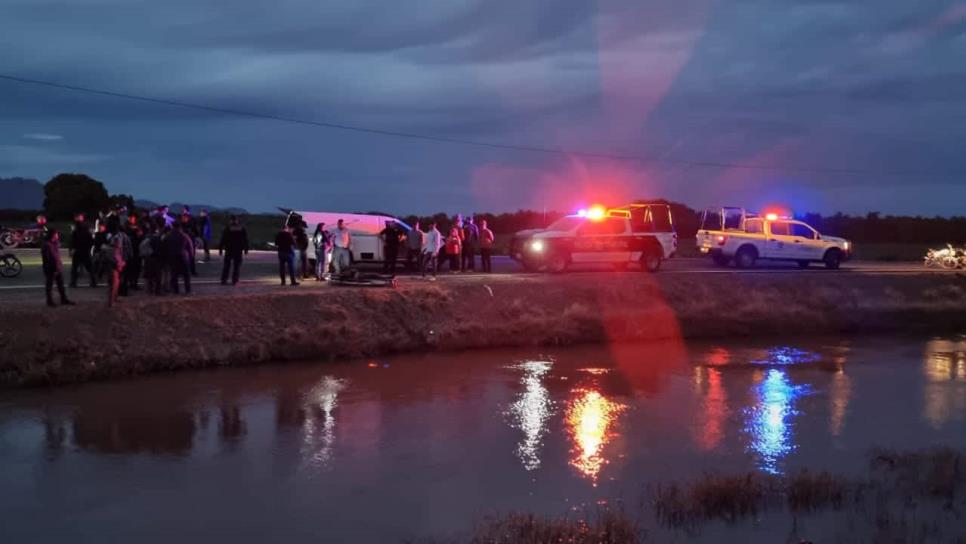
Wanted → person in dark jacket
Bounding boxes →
[41,230,74,307]
[123,214,143,292]
[198,209,213,262]
[164,221,194,294]
[379,220,403,276]
[293,222,310,279]
[218,215,249,285]
[461,216,479,272]
[275,226,298,286]
[69,213,96,288]
[180,210,199,277]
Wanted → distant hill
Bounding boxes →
[135,199,249,215]
[0,177,44,210]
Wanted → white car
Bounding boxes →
[510,204,677,273]
[696,208,852,269]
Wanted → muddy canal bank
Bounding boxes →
[1,272,964,386]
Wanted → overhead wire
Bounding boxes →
[0,72,949,177]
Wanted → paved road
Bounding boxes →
[0,249,945,299]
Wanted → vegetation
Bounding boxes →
[3,173,966,253]
[417,448,964,543]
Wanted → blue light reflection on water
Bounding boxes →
[752,347,820,366]
[744,369,811,475]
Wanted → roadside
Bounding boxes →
[1,266,964,387]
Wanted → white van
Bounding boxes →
[284,210,412,264]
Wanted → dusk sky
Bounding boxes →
[2,1,965,216]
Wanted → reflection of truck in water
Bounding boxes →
[283,210,411,265]
[696,207,852,269]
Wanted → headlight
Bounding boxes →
[843,241,850,250]
[530,240,545,252]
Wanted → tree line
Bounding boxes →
[2,173,964,245]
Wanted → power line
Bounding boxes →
[0,72,945,177]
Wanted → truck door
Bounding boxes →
[789,222,822,260]
[573,218,631,263]
[764,221,797,259]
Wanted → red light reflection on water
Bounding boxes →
[565,386,626,484]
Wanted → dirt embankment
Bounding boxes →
[1,272,965,386]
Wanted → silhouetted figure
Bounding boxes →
[123,214,143,292]
[219,215,249,286]
[380,220,403,276]
[69,213,96,288]
[275,226,298,286]
[199,209,212,262]
[461,216,479,272]
[294,222,310,279]
[406,220,424,272]
[41,230,74,307]
[446,227,462,272]
[480,219,495,273]
[180,210,199,277]
[312,222,331,281]
[164,221,194,294]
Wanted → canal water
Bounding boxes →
[1,335,964,542]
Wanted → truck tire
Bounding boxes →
[823,249,842,270]
[546,252,569,273]
[735,246,757,269]
[640,247,662,272]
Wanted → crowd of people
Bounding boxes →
[37,207,496,307]
[272,213,495,284]
[39,205,248,308]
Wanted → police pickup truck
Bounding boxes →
[696,207,852,269]
[510,204,677,273]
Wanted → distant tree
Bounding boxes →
[43,173,110,219]
[108,193,135,210]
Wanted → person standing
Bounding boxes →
[445,227,462,272]
[312,222,331,281]
[41,230,75,307]
[123,214,143,292]
[164,221,193,295]
[479,219,495,273]
[218,215,250,285]
[275,226,298,286]
[379,220,402,276]
[422,221,441,279]
[104,225,129,306]
[140,223,162,295]
[180,210,199,277]
[293,222,310,279]
[69,213,96,288]
[198,209,213,262]
[406,220,424,272]
[332,219,352,276]
[461,216,479,272]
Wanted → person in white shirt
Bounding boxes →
[421,221,442,279]
[332,219,352,275]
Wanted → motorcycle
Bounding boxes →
[0,227,42,249]
[924,244,966,270]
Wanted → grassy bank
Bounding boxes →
[1,271,964,387]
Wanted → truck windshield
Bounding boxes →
[546,216,584,232]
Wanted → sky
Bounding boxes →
[2,0,965,216]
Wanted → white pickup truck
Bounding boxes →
[696,207,852,269]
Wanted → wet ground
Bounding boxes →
[1,335,964,542]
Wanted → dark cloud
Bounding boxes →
[1,0,965,215]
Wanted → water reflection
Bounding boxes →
[300,376,346,470]
[506,361,554,471]
[922,340,966,429]
[828,359,851,437]
[692,366,728,451]
[744,369,808,475]
[566,386,626,484]
[752,347,820,366]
